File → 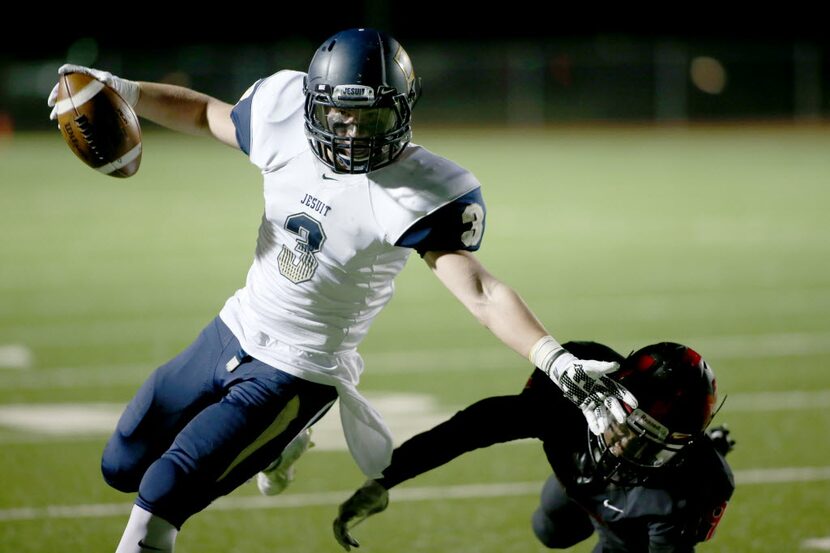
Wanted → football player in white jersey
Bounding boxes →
[49,28,637,553]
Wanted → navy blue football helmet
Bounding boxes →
[303,28,421,174]
[589,342,718,484]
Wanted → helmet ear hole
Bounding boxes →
[303,28,418,174]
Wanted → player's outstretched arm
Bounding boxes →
[423,250,547,357]
[135,81,238,148]
[48,64,239,149]
[424,250,637,434]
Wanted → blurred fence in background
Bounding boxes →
[1,34,827,133]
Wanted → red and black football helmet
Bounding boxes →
[590,342,718,484]
[303,28,421,174]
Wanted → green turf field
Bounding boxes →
[1,125,829,552]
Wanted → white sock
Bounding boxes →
[115,504,178,553]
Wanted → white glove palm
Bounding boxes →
[531,337,638,435]
[333,479,389,551]
[47,64,140,121]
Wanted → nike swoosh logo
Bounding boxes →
[602,499,624,514]
[137,541,165,552]
[321,174,338,181]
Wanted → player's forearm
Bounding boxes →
[134,82,229,139]
[475,280,549,358]
[425,251,547,359]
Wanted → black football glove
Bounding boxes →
[333,479,389,551]
[706,425,736,456]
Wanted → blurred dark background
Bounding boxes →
[2,4,828,132]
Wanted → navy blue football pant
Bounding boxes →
[101,316,337,528]
[532,474,595,549]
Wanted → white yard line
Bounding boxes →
[364,330,830,373]
[732,466,830,485]
[0,394,454,449]
[725,390,830,412]
[803,537,830,550]
[2,329,830,389]
[0,345,32,369]
[0,388,829,444]
[0,466,828,522]
[687,331,830,360]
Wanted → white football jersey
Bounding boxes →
[218,70,487,476]
[221,69,485,372]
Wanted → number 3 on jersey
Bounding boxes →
[278,213,326,283]
[461,203,484,248]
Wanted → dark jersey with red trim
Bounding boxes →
[377,341,734,552]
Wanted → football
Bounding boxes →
[54,72,142,178]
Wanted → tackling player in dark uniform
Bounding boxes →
[333,341,736,553]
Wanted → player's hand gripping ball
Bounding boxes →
[52,72,142,178]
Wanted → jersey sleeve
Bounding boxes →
[394,188,486,255]
[229,70,308,171]
[230,79,264,155]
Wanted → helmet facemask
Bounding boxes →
[604,408,688,468]
[304,86,412,174]
[588,409,693,486]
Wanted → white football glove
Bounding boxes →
[530,336,638,435]
[333,479,389,551]
[47,64,140,121]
